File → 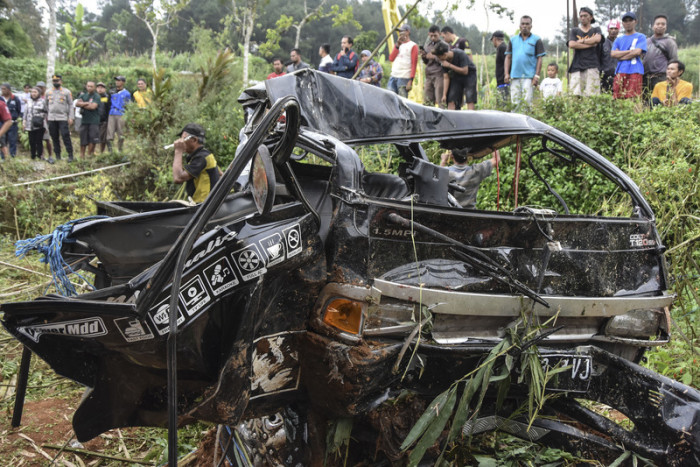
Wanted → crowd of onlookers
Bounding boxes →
[266,8,693,111]
[0,75,153,163]
[1,7,693,163]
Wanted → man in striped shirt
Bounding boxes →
[171,123,221,203]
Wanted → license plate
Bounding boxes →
[540,354,592,393]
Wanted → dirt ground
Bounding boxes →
[0,393,223,466]
[0,396,109,465]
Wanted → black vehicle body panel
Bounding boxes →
[2,70,696,463]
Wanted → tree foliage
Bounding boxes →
[594,0,698,44]
[260,0,361,58]
[57,4,106,66]
[0,19,33,57]
[131,0,190,71]
[1,0,45,54]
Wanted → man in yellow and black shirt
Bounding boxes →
[651,59,693,107]
[172,123,221,203]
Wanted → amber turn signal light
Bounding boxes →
[323,298,363,334]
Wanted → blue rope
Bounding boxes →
[15,215,108,297]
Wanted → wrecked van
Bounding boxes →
[2,70,698,464]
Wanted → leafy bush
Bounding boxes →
[678,45,699,92]
[0,19,35,58]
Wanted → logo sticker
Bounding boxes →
[630,233,656,248]
[259,233,286,267]
[250,334,300,399]
[114,317,154,343]
[233,244,267,281]
[183,230,238,271]
[283,224,302,258]
[204,257,239,296]
[149,298,185,336]
[179,275,211,317]
[18,317,107,343]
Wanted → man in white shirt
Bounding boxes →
[318,43,333,73]
[388,24,419,97]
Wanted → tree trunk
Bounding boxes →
[151,26,159,71]
[294,24,302,49]
[242,1,257,85]
[46,0,57,82]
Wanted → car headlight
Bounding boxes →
[322,298,364,335]
[364,298,417,336]
[605,309,663,338]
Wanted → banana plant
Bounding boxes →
[57,3,105,66]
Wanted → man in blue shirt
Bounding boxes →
[504,15,546,106]
[611,12,647,99]
[331,36,359,79]
[107,75,131,152]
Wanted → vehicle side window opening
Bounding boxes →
[356,144,401,174]
[457,137,634,217]
[301,135,634,218]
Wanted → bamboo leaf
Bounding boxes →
[400,389,450,451]
[407,387,457,466]
[495,372,511,410]
[607,451,631,467]
[447,376,480,444]
[473,455,499,466]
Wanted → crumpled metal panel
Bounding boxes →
[243,69,546,144]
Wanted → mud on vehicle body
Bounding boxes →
[3,70,698,464]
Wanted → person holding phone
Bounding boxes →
[388,24,419,97]
[172,123,221,203]
[331,36,359,79]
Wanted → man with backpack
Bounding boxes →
[331,36,359,79]
[643,15,678,104]
[0,83,23,158]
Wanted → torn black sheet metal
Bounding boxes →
[240,69,543,145]
[0,73,691,461]
[2,211,326,440]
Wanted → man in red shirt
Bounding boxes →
[0,100,13,161]
[266,59,287,80]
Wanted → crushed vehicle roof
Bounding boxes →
[239,69,550,144]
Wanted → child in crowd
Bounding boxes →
[539,62,563,98]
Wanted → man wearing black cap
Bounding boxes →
[171,123,221,203]
[490,31,508,107]
[611,12,647,99]
[46,74,74,163]
[107,76,131,152]
[568,7,603,96]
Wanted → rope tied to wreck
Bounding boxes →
[14,215,108,297]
